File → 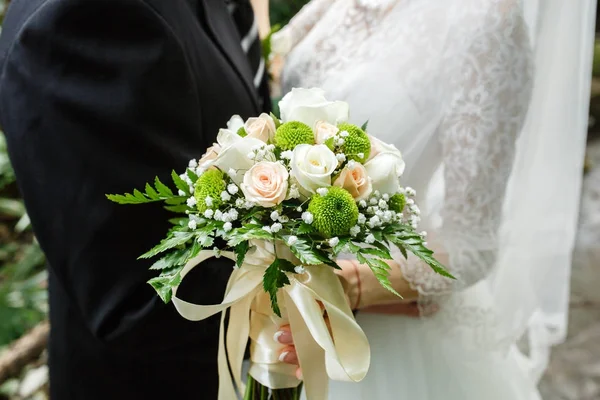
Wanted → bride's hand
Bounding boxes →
[275,302,329,380]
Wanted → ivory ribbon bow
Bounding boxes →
[171,240,370,400]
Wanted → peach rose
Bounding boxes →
[333,163,372,201]
[241,161,289,207]
[244,113,277,143]
[314,121,339,144]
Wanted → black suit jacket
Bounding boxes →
[0,0,267,398]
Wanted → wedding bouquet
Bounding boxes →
[108,88,451,400]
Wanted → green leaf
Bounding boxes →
[360,246,392,260]
[361,120,369,131]
[145,183,159,200]
[333,238,351,255]
[164,204,190,213]
[165,196,187,205]
[357,251,400,298]
[227,225,273,247]
[386,232,455,279]
[187,168,199,184]
[154,176,174,197]
[149,248,188,270]
[263,258,293,317]
[235,241,250,267]
[106,192,159,205]
[270,112,282,128]
[140,231,195,259]
[324,137,336,151]
[297,223,315,235]
[172,170,190,195]
[148,273,182,303]
[289,239,331,266]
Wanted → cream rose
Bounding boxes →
[314,121,339,144]
[241,161,289,208]
[333,163,372,201]
[198,144,221,168]
[278,88,349,128]
[364,151,405,195]
[367,135,405,171]
[213,137,265,184]
[290,144,338,197]
[244,113,276,143]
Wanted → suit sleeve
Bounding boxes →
[0,0,233,352]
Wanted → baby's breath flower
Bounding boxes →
[213,210,223,221]
[382,211,393,222]
[288,185,300,199]
[287,236,298,246]
[205,196,213,207]
[369,198,378,206]
[262,226,272,233]
[296,206,303,212]
[302,211,314,224]
[188,220,197,230]
[405,187,416,197]
[280,150,294,160]
[382,194,390,201]
[420,231,428,238]
[247,151,255,159]
[213,247,222,258]
[374,190,381,198]
[328,237,340,247]
[228,168,237,179]
[336,153,346,163]
[365,234,376,244]
[187,197,197,207]
[357,153,364,160]
[227,184,239,195]
[350,225,361,237]
[359,200,367,208]
[227,209,239,221]
[221,191,231,202]
[336,138,345,146]
[204,209,214,218]
[223,222,233,232]
[368,216,381,228]
[294,265,306,274]
[271,223,282,233]
[195,167,206,176]
[357,213,366,224]
[270,211,280,221]
[340,130,349,138]
[243,200,255,209]
[278,215,289,223]
[316,188,328,196]
[235,198,245,208]
[178,189,186,196]
[378,199,388,209]
[188,159,198,168]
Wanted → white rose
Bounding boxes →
[290,144,338,197]
[278,88,349,128]
[314,121,339,144]
[244,113,277,143]
[367,135,406,173]
[364,150,406,195]
[227,115,245,133]
[213,137,265,185]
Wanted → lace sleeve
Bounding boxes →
[270,0,334,56]
[398,1,533,296]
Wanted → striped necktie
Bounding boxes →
[226,0,267,95]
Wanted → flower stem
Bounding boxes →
[244,374,303,400]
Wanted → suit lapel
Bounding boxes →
[199,0,260,111]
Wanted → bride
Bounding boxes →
[263,0,596,399]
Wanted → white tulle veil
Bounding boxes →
[493,0,596,381]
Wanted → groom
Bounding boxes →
[0,0,270,398]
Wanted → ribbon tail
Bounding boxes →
[227,289,257,396]
[218,305,238,400]
[285,291,328,400]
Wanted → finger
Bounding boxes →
[278,345,298,365]
[296,367,303,380]
[274,325,293,345]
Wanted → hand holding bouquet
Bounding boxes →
[108,88,452,400]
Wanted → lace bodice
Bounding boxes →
[276,0,533,297]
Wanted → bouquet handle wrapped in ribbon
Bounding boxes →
[107,88,451,399]
[171,241,369,400]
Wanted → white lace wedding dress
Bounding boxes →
[275,0,542,398]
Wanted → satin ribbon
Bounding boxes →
[171,240,370,400]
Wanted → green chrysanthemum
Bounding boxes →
[194,169,225,212]
[389,193,406,213]
[308,187,359,238]
[338,123,371,163]
[274,121,315,151]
